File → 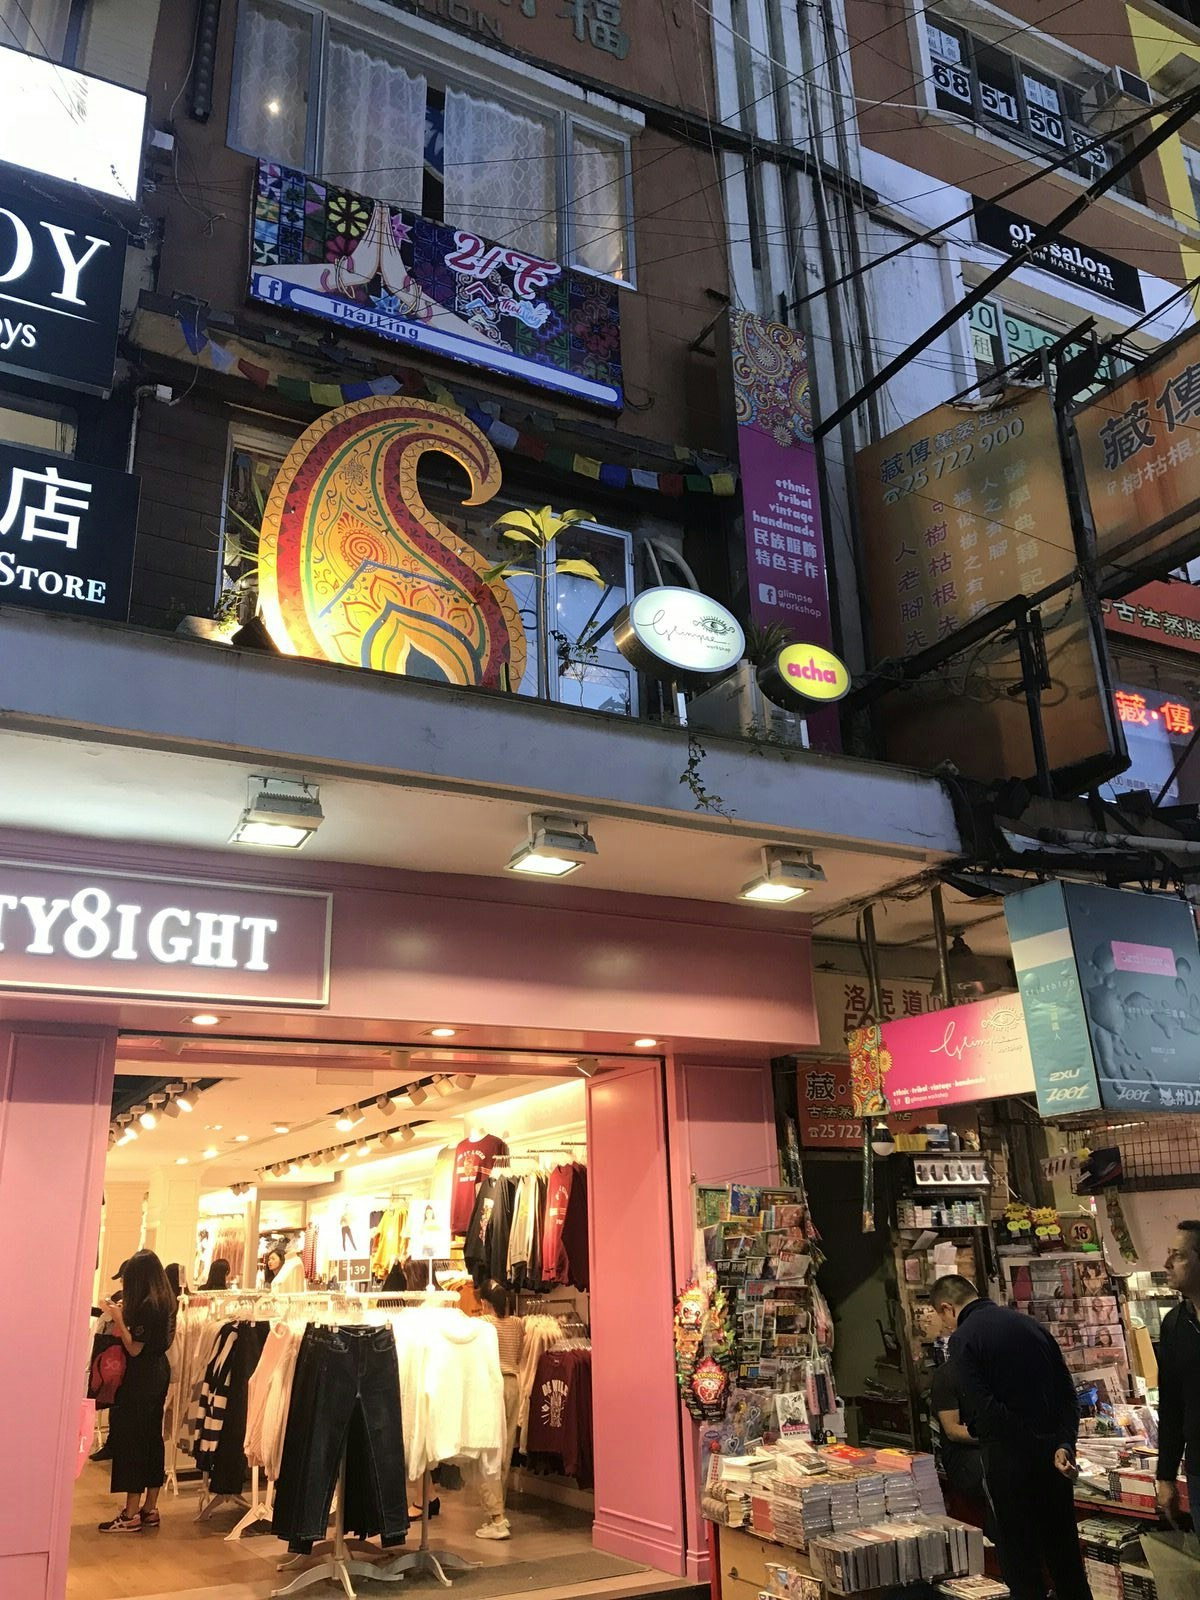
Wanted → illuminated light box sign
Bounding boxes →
[0,178,126,395]
[612,585,744,683]
[759,641,850,707]
[0,863,331,1006]
[0,440,139,620]
[257,397,526,688]
[1105,681,1200,807]
[878,992,1035,1113]
[1006,880,1200,1114]
[797,1057,924,1149]
[0,44,145,201]
[249,160,622,409]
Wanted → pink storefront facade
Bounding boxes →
[0,824,803,1599]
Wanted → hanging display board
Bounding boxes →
[611,586,744,682]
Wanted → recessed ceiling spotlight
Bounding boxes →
[231,777,324,849]
[633,1038,658,1049]
[273,1124,290,1135]
[738,846,825,905]
[234,1134,249,1143]
[175,1156,189,1165]
[506,812,597,878]
[429,1027,456,1039]
[190,1014,221,1027]
[202,1147,219,1159]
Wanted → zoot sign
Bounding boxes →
[0,863,332,1006]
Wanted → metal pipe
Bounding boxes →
[1034,827,1200,857]
[930,886,952,1010]
[862,903,883,1021]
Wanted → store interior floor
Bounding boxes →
[69,1459,696,1600]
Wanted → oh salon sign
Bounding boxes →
[0,863,331,1006]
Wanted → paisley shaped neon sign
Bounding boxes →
[257,397,527,689]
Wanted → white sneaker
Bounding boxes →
[476,1520,511,1540]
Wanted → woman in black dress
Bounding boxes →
[98,1250,176,1532]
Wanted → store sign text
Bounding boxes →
[612,586,745,681]
[0,863,331,1006]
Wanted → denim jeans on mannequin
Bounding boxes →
[272,1324,409,1554]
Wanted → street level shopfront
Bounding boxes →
[0,823,802,1599]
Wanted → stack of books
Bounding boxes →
[1077,1518,1150,1600]
[937,1579,1009,1599]
[809,1515,984,1595]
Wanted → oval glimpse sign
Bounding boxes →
[760,642,851,707]
[613,586,745,682]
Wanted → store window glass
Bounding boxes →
[547,522,636,714]
[0,394,76,455]
[221,431,287,618]
[229,0,635,282]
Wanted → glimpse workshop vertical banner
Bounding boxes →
[725,310,837,747]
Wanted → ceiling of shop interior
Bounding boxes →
[108,1051,586,1186]
[0,728,995,940]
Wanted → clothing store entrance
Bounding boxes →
[70,1033,698,1600]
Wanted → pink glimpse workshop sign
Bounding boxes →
[0,861,332,1006]
[879,992,1035,1112]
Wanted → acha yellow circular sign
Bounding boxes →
[772,642,851,703]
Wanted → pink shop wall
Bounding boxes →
[0,1026,114,1599]
[668,1061,779,1579]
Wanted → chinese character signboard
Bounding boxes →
[877,992,1035,1113]
[855,390,1123,788]
[797,1058,923,1148]
[1006,881,1200,1114]
[1106,681,1200,806]
[0,178,126,394]
[0,861,330,1006]
[249,161,622,409]
[1103,580,1200,656]
[726,310,830,649]
[0,441,138,620]
[973,201,1144,311]
[1076,323,1200,585]
[813,971,933,1053]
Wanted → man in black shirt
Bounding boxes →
[929,1356,988,1519]
[1155,1220,1200,1526]
[930,1274,1090,1600]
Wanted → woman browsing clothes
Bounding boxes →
[98,1250,176,1533]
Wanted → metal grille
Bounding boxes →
[1062,1113,1200,1191]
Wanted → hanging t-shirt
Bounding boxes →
[465,1173,516,1287]
[561,1163,589,1291]
[541,1163,576,1286]
[526,1347,593,1484]
[450,1133,508,1236]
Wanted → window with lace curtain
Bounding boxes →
[228,0,634,284]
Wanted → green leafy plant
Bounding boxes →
[743,621,794,668]
[679,733,734,817]
[482,505,603,590]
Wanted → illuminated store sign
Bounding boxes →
[0,441,138,620]
[0,179,126,393]
[759,641,850,707]
[249,160,622,409]
[257,397,526,688]
[0,863,331,1006]
[1105,681,1200,807]
[0,44,146,200]
[612,586,744,682]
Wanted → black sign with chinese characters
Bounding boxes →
[0,179,126,394]
[974,201,1144,311]
[0,441,139,620]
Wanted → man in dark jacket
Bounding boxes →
[930,1274,1090,1600]
[1155,1220,1200,1525]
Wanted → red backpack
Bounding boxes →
[88,1336,127,1409]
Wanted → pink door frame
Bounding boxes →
[0,1025,115,1599]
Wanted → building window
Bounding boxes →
[1184,146,1200,231]
[968,298,1133,397]
[0,0,75,62]
[926,15,1137,197]
[229,0,634,282]
[0,393,76,455]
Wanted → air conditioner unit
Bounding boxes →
[1087,66,1153,117]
